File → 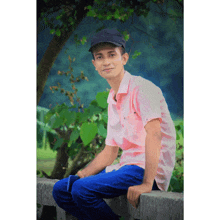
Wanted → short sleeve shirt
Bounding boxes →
[105,71,176,191]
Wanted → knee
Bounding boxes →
[71,180,87,201]
[52,179,66,201]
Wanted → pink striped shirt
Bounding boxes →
[105,71,176,191]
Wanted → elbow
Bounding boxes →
[107,154,118,166]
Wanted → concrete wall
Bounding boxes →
[37,178,183,220]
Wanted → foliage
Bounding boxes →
[37,55,113,178]
[38,0,183,55]
[46,55,109,149]
[37,106,57,149]
[38,0,183,32]
[37,0,183,106]
[168,120,184,192]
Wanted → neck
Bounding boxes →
[106,69,125,95]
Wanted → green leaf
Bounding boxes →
[96,92,108,109]
[92,115,99,121]
[59,109,76,127]
[44,111,54,123]
[176,148,183,159]
[56,15,61,20]
[106,15,112,20]
[114,9,120,19]
[123,31,130,41]
[87,5,92,10]
[47,132,58,144]
[50,29,55,34]
[132,50,142,59]
[176,132,180,140]
[98,14,103,19]
[78,111,89,123]
[54,138,64,150]
[37,120,56,135]
[80,122,98,146]
[176,166,183,174]
[101,110,108,123]
[68,105,77,110]
[51,116,64,129]
[98,123,107,138]
[170,176,181,192]
[87,10,96,17]
[56,29,61,37]
[68,142,81,158]
[90,99,98,107]
[70,128,80,143]
[81,36,87,45]
[175,125,181,131]
[86,105,102,118]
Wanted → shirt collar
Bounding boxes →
[107,70,132,103]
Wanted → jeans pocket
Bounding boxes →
[67,175,80,192]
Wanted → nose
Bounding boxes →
[103,58,111,66]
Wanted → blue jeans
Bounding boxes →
[52,165,159,220]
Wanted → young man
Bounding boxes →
[53,28,176,220]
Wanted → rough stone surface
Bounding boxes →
[37,178,183,220]
[104,195,137,219]
[140,191,184,220]
[37,178,66,220]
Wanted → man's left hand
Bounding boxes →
[127,183,152,209]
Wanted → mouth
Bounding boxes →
[103,68,113,72]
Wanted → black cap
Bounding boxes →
[88,28,126,52]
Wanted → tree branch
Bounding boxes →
[64,144,85,178]
[41,170,52,179]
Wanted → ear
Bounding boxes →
[122,53,129,65]
[92,59,96,69]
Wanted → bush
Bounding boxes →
[168,120,184,192]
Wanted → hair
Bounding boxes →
[91,42,126,60]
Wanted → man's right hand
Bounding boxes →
[76,170,86,178]
[75,145,119,179]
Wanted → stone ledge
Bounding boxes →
[37,178,183,220]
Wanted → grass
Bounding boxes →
[37,144,57,177]
[37,146,57,160]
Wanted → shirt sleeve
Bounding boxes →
[134,81,163,127]
[105,104,118,146]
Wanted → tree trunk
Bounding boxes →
[48,142,69,179]
[37,26,74,105]
[68,160,91,176]
[64,145,85,178]
[37,0,94,105]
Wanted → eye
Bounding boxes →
[96,56,102,60]
[110,54,115,57]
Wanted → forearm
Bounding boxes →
[78,150,113,177]
[143,133,161,187]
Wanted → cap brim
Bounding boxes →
[88,41,122,52]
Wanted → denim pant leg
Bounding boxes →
[53,165,160,220]
[69,165,146,220]
[52,175,92,220]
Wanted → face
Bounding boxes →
[92,46,129,80]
